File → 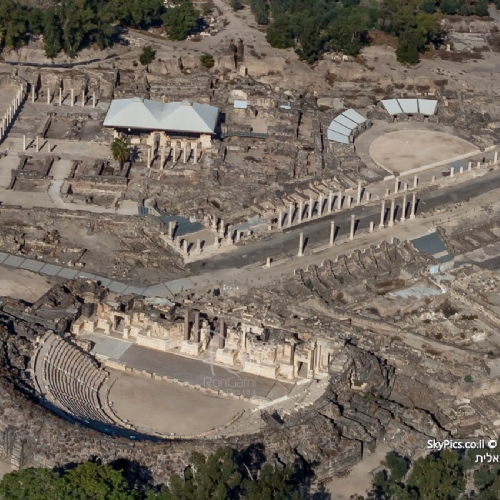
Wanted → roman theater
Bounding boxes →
[2,27,500,495]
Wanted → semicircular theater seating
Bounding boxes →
[32,333,119,426]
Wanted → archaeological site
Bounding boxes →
[2,0,500,497]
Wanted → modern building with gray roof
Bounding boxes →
[103,97,220,135]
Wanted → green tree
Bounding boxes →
[162,2,199,41]
[250,0,268,24]
[407,450,466,500]
[200,52,215,68]
[139,45,156,68]
[0,0,28,49]
[421,0,437,13]
[43,7,63,59]
[396,28,423,65]
[63,462,139,500]
[242,463,299,500]
[0,468,65,500]
[386,452,409,482]
[230,0,244,10]
[266,16,294,49]
[328,11,369,56]
[474,0,489,16]
[439,0,459,15]
[416,11,442,44]
[110,137,130,169]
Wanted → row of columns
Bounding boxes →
[295,193,418,257]
[183,307,225,348]
[148,143,201,168]
[23,135,51,153]
[278,176,420,231]
[0,85,25,142]
[35,86,98,108]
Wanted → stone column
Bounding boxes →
[394,177,399,194]
[47,87,50,105]
[173,144,177,162]
[330,221,335,246]
[385,188,390,198]
[328,191,333,214]
[347,196,352,208]
[413,175,418,188]
[266,257,271,267]
[288,203,294,227]
[459,166,463,174]
[337,191,342,210]
[318,194,324,217]
[219,219,225,237]
[36,135,39,152]
[380,200,385,228]
[23,135,26,151]
[389,199,395,227]
[278,209,283,229]
[31,86,35,103]
[81,91,85,107]
[184,307,190,341]
[183,239,189,255]
[350,214,355,240]
[308,197,314,219]
[365,192,370,202]
[59,88,62,106]
[450,167,454,177]
[196,238,202,254]
[218,320,225,349]
[194,311,200,343]
[404,182,408,191]
[357,181,362,204]
[369,221,374,233]
[298,232,304,257]
[183,143,187,163]
[495,151,498,164]
[93,92,96,108]
[401,194,407,222]
[236,231,241,243]
[432,175,436,182]
[70,89,74,107]
[298,200,303,223]
[193,145,197,164]
[410,193,416,219]
[477,161,480,169]
[227,225,234,244]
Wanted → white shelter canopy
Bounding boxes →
[104,97,219,134]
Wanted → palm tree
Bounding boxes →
[110,137,129,170]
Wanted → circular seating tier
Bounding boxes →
[33,334,119,426]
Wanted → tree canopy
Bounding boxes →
[356,446,500,500]
[0,448,301,500]
[161,2,199,41]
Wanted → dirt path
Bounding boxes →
[326,443,391,499]
[0,460,13,480]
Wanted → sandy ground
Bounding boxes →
[108,370,253,435]
[369,130,478,173]
[0,460,13,480]
[0,266,54,302]
[326,443,391,499]
[0,85,18,118]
